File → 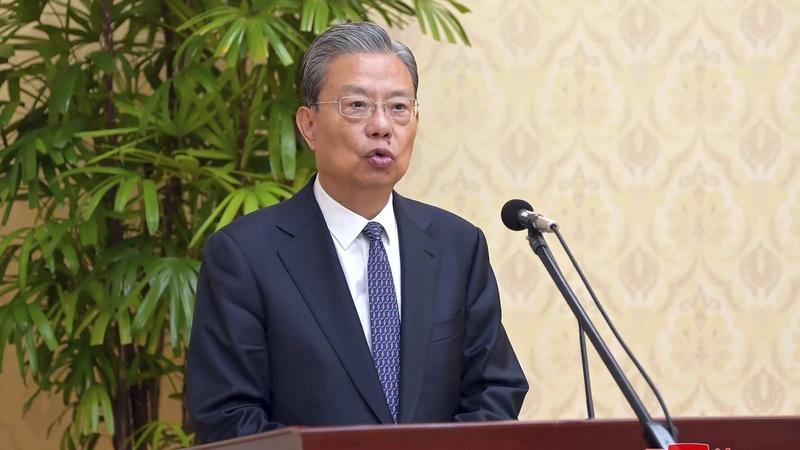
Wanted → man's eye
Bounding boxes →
[349,100,368,109]
[390,102,409,112]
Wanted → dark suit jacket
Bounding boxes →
[187,182,528,443]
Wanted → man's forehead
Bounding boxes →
[320,53,415,96]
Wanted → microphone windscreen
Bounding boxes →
[501,199,534,231]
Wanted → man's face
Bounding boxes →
[296,53,418,200]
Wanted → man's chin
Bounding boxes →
[359,170,406,190]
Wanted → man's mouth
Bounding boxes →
[366,148,394,168]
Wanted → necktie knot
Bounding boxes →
[362,221,384,243]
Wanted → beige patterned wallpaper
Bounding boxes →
[2,0,800,447]
[392,0,800,420]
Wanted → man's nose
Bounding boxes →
[365,105,392,138]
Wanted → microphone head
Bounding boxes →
[501,199,534,231]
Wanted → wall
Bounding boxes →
[2,0,800,448]
[393,0,800,419]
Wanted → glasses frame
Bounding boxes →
[312,96,420,122]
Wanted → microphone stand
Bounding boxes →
[526,227,676,449]
[579,327,595,418]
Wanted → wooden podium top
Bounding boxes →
[187,416,800,450]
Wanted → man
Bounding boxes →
[187,22,528,444]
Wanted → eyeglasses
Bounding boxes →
[313,96,419,123]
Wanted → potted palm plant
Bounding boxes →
[0,1,470,448]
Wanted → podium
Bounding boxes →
[186,416,799,450]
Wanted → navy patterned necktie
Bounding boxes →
[362,221,400,423]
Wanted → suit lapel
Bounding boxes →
[394,195,441,423]
[276,184,393,424]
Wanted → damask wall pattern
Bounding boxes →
[392,0,800,420]
[2,0,800,447]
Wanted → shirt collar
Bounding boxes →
[313,177,397,250]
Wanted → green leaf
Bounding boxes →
[186,65,216,93]
[25,328,38,374]
[146,304,167,354]
[114,176,139,212]
[189,194,232,248]
[79,218,98,247]
[267,105,283,181]
[214,19,246,60]
[169,294,179,347]
[27,303,58,351]
[118,308,132,345]
[88,50,115,72]
[0,228,25,257]
[243,190,259,214]
[7,76,20,103]
[58,242,79,274]
[253,185,279,207]
[52,119,85,149]
[60,289,78,336]
[216,189,246,230]
[0,101,18,128]
[26,179,39,209]
[0,313,13,371]
[300,0,316,31]
[313,0,330,33]
[11,301,29,330]
[97,386,114,434]
[142,179,160,236]
[174,155,200,171]
[262,23,294,66]
[73,127,138,139]
[49,64,80,114]
[415,1,428,34]
[13,328,26,378]
[442,9,471,46]
[62,166,133,177]
[139,81,171,130]
[0,44,14,59]
[131,275,168,333]
[74,309,98,337]
[422,5,441,41]
[280,110,297,180]
[179,149,234,160]
[245,21,268,64]
[177,7,236,32]
[90,310,111,346]
[447,0,471,13]
[83,176,123,220]
[436,10,456,44]
[21,141,38,182]
[18,233,34,289]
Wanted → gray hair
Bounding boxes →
[298,22,419,106]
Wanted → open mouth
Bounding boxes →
[366,148,394,167]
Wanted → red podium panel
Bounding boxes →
[187,416,800,450]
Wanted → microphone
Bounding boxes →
[501,199,558,233]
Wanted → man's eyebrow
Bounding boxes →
[387,89,412,98]
[340,85,412,98]
[340,85,369,95]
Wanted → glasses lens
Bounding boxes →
[340,96,372,119]
[386,98,414,119]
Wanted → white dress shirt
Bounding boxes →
[313,178,402,351]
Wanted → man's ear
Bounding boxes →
[295,106,317,151]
